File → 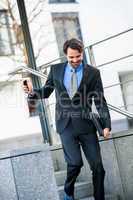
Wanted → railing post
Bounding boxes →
[16,0,51,144]
[86,45,96,66]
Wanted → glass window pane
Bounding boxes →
[52,13,82,58]
[0,10,13,56]
[0,2,43,150]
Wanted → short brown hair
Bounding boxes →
[63,38,84,54]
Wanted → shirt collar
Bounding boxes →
[67,62,83,72]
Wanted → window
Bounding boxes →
[0,10,13,56]
[49,0,76,3]
[120,72,133,128]
[52,12,83,61]
[120,72,133,113]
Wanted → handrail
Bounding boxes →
[8,65,47,79]
[108,104,133,118]
[85,28,133,47]
[96,53,133,68]
[8,64,133,91]
[45,102,133,119]
[8,65,133,119]
[38,28,133,70]
[39,56,65,70]
[104,79,133,90]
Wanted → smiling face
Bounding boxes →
[66,47,83,68]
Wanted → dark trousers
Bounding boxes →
[59,120,105,200]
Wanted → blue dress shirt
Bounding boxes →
[63,62,83,96]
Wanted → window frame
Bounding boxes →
[0,9,14,56]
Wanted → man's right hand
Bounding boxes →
[22,79,38,112]
[23,79,33,94]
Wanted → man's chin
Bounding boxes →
[71,63,81,67]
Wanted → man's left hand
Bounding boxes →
[103,128,111,139]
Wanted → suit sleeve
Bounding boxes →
[93,70,111,131]
[29,67,55,100]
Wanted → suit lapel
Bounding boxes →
[60,62,68,91]
[77,64,89,92]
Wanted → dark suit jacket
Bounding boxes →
[31,62,111,134]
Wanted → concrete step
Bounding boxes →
[58,181,93,200]
[80,194,119,200]
[55,169,86,186]
[51,145,67,171]
[55,170,66,186]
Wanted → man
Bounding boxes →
[24,38,111,200]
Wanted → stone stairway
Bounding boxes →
[51,146,120,200]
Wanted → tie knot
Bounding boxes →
[71,68,76,73]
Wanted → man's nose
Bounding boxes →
[73,58,78,63]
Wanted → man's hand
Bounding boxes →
[22,79,37,112]
[22,79,33,94]
[103,128,111,139]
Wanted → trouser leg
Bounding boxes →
[59,121,83,196]
[64,164,81,196]
[79,133,105,200]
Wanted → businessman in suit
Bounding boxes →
[24,38,111,200]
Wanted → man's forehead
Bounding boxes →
[67,48,82,55]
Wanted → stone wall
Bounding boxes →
[0,144,59,200]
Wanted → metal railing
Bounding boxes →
[7,64,133,119]
[8,63,133,92]
[1,27,132,120]
[37,27,133,70]
[85,27,133,67]
[8,65,47,79]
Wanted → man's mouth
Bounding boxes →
[72,62,80,65]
